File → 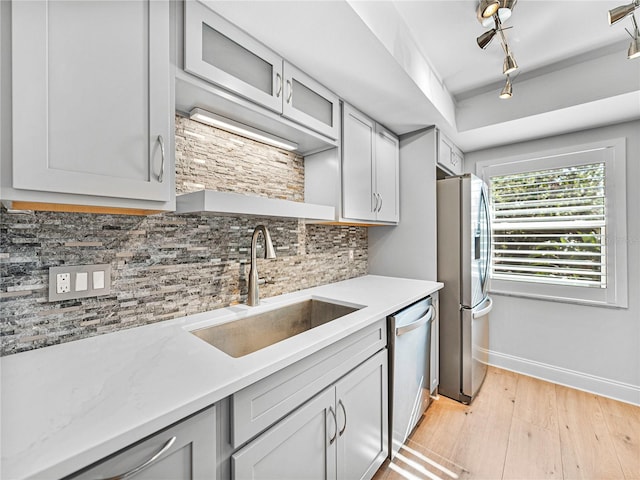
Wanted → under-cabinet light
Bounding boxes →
[189,108,299,152]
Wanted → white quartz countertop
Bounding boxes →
[0,275,442,480]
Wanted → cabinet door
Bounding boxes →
[11,0,171,202]
[232,388,337,480]
[184,1,283,114]
[342,103,375,222]
[71,407,216,480]
[374,124,399,223]
[282,62,339,140]
[336,350,388,480]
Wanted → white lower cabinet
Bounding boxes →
[69,407,216,480]
[232,350,388,480]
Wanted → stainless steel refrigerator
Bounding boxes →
[437,174,493,404]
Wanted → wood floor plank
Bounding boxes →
[409,395,468,461]
[451,367,518,479]
[556,384,626,479]
[597,396,640,479]
[512,373,559,431]
[502,416,563,479]
[373,368,638,480]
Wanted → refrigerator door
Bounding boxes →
[461,175,491,308]
[461,296,492,401]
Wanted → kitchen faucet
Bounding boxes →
[247,225,276,306]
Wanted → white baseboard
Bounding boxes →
[487,349,640,406]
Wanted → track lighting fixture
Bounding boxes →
[478,0,500,19]
[499,75,512,99]
[503,52,518,74]
[477,28,497,49]
[476,1,520,98]
[608,0,639,25]
[608,1,640,60]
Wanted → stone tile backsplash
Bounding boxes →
[0,116,367,356]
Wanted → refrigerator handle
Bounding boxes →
[472,296,493,320]
[396,306,434,336]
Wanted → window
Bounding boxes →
[478,139,628,307]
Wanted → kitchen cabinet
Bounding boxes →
[184,1,339,140]
[437,131,464,176]
[69,406,216,480]
[4,0,173,212]
[342,103,399,224]
[232,350,388,480]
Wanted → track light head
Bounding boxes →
[478,0,500,18]
[499,76,513,99]
[608,0,639,25]
[503,53,518,74]
[477,29,498,49]
[629,36,640,58]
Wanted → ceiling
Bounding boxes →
[204,0,640,152]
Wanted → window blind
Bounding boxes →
[490,162,606,288]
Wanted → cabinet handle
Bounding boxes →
[377,194,383,212]
[103,436,176,480]
[286,80,293,104]
[328,406,337,445]
[338,399,347,436]
[275,73,282,98]
[373,193,379,213]
[157,135,165,183]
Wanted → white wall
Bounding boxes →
[465,120,640,405]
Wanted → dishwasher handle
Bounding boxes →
[395,305,434,337]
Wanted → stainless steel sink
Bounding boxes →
[191,299,361,357]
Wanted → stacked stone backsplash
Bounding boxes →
[0,116,367,356]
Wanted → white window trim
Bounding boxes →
[477,138,628,308]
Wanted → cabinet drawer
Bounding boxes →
[68,407,216,480]
[231,319,386,448]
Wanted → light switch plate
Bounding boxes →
[48,264,111,302]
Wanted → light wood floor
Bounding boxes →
[374,367,640,480]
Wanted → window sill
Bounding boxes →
[488,288,629,309]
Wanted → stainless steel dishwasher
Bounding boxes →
[388,296,435,459]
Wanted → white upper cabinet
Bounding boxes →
[437,131,464,176]
[184,0,283,113]
[183,1,339,140]
[342,103,399,224]
[9,0,172,206]
[282,62,339,140]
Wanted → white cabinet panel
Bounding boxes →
[11,0,171,203]
[341,103,399,224]
[232,388,336,480]
[336,350,388,480]
[184,1,283,113]
[232,350,388,480]
[437,132,463,176]
[283,62,339,140]
[374,124,399,223]
[342,103,375,221]
[70,407,216,480]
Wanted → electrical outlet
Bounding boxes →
[349,249,355,262]
[49,264,111,301]
[56,273,71,294]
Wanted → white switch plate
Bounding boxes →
[75,272,88,292]
[93,270,105,290]
[56,273,71,294]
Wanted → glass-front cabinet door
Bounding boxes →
[282,62,339,140]
[184,1,284,113]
